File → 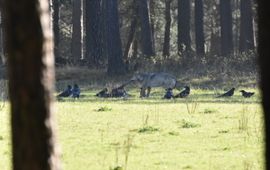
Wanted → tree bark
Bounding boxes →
[220,0,234,56]
[195,0,205,56]
[71,0,82,64]
[162,0,172,58]
[104,0,126,75]
[0,11,3,65]
[85,0,103,67]
[178,0,191,58]
[149,0,156,53]
[123,0,138,62]
[51,0,60,61]
[138,0,155,57]
[257,1,270,169]
[4,0,61,169]
[239,0,254,52]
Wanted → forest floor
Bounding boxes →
[0,67,263,170]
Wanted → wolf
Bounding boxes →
[129,72,182,97]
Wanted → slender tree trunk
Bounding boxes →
[100,0,107,66]
[4,0,61,169]
[85,0,103,67]
[132,38,138,59]
[52,0,60,61]
[178,0,191,59]
[239,0,254,52]
[138,0,155,57]
[104,0,126,75]
[123,0,138,61]
[195,0,205,56]
[257,1,270,169]
[220,0,234,56]
[149,0,156,52]
[71,0,82,64]
[0,11,3,65]
[162,0,172,58]
[232,0,240,52]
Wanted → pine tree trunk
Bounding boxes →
[85,0,103,67]
[220,0,234,56]
[239,0,254,52]
[52,0,60,61]
[257,0,270,169]
[71,0,82,64]
[0,11,3,65]
[149,0,156,53]
[123,0,138,62]
[162,0,172,58]
[178,0,191,59]
[105,0,126,75]
[138,0,155,57]
[195,0,205,56]
[4,0,61,169]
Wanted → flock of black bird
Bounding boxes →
[57,84,81,98]
[95,86,129,98]
[163,87,254,99]
[216,88,255,98]
[57,84,254,100]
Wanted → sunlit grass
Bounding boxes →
[0,88,264,170]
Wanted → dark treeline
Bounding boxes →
[0,0,257,76]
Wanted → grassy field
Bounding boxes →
[0,87,265,170]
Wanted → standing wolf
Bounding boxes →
[129,72,181,97]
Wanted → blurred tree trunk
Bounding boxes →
[162,0,172,58]
[149,0,156,53]
[220,0,233,56]
[85,0,103,67]
[52,0,60,61]
[123,18,137,62]
[208,0,220,56]
[0,11,3,65]
[257,0,270,169]
[132,38,138,59]
[100,0,107,65]
[138,0,155,57]
[178,0,191,60]
[239,0,254,52]
[104,0,126,75]
[123,0,138,63]
[232,0,240,52]
[195,0,205,56]
[4,0,61,169]
[71,0,82,64]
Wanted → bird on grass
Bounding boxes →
[96,88,110,98]
[174,86,190,98]
[111,86,128,98]
[240,90,255,98]
[163,88,174,99]
[217,88,235,98]
[71,84,80,98]
[57,85,72,97]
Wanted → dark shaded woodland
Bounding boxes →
[2,0,270,169]
[0,0,258,76]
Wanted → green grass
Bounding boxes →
[0,88,265,170]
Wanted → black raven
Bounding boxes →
[240,90,255,98]
[217,88,235,98]
[71,84,80,98]
[96,88,110,97]
[163,88,174,99]
[57,85,72,97]
[174,86,190,98]
[111,86,128,98]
